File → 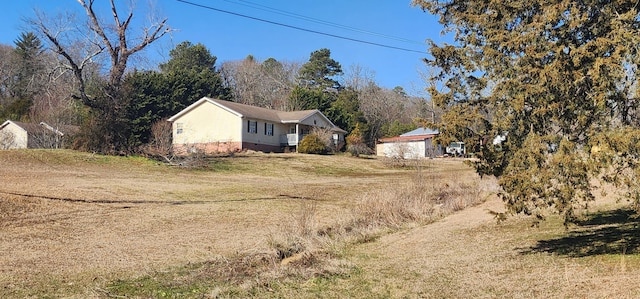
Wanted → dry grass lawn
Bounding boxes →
[1,149,638,298]
[0,150,439,297]
[345,196,640,298]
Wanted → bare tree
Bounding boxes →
[30,0,170,105]
[416,66,443,124]
[359,83,413,142]
[311,126,343,153]
[342,64,376,92]
[29,51,81,125]
[144,119,174,162]
[29,0,171,152]
[29,125,66,149]
[221,56,299,110]
[0,44,18,109]
[221,57,263,106]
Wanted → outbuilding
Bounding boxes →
[376,127,443,159]
[0,120,78,149]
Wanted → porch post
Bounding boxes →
[295,123,299,152]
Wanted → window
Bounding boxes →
[176,123,183,134]
[248,120,257,134]
[265,123,274,136]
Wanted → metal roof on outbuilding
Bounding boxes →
[400,127,439,136]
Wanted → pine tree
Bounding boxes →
[298,48,342,90]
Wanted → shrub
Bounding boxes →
[311,127,341,153]
[346,123,371,157]
[142,119,174,162]
[298,134,328,154]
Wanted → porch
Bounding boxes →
[280,133,308,146]
[278,123,346,150]
[279,124,311,146]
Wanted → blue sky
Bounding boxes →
[0,0,451,96]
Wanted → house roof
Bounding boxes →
[1,120,42,134]
[278,110,318,123]
[400,127,439,136]
[378,127,439,143]
[378,134,438,143]
[0,120,79,136]
[39,122,80,136]
[168,97,346,133]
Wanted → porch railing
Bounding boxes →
[280,134,307,146]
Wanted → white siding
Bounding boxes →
[299,112,333,128]
[378,141,425,159]
[0,123,28,149]
[241,119,287,146]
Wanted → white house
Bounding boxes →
[0,120,78,149]
[376,127,442,159]
[167,97,346,154]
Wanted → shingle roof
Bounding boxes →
[277,110,319,123]
[207,98,317,123]
[39,122,80,136]
[1,120,80,136]
[9,121,44,134]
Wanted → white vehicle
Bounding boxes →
[445,142,465,157]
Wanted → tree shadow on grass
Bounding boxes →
[521,209,640,257]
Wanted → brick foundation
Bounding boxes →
[173,142,242,155]
[173,142,285,155]
[241,142,284,153]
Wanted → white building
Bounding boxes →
[376,128,442,159]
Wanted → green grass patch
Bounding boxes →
[102,262,379,299]
[105,273,211,298]
[519,208,640,257]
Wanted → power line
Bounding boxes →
[175,0,426,54]
[223,0,425,46]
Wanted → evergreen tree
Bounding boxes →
[288,86,333,111]
[13,32,44,101]
[123,42,230,147]
[1,32,46,121]
[289,48,343,127]
[160,41,217,74]
[324,88,366,133]
[413,0,640,222]
[160,41,230,101]
[298,48,343,90]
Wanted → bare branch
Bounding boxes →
[77,0,114,57]
[128,18,169,54]
[33,13,89,103]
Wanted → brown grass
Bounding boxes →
[259,158,492,296]
[0,150,424,297]
[2,150,637,298]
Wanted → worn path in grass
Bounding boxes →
[348,193,640,298]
